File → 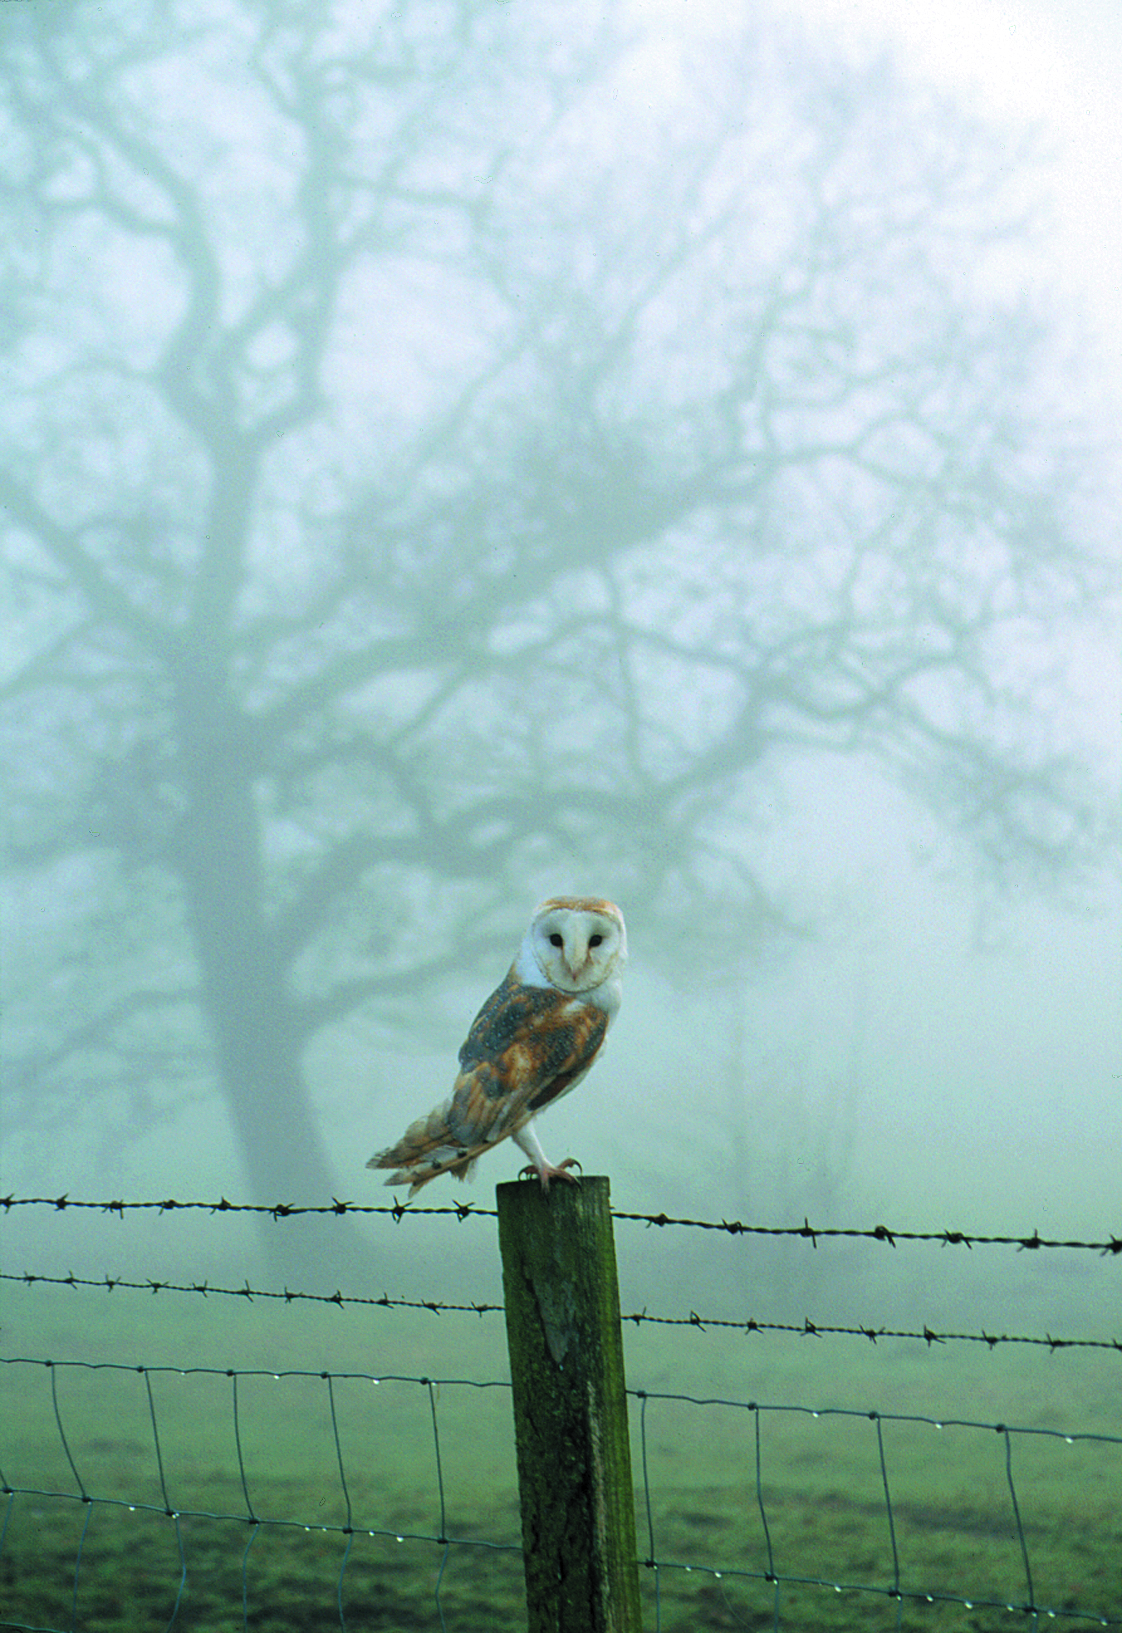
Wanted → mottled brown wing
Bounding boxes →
[451,971,609,1136]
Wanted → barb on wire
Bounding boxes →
[2,1193,1118,1253]
[1,1270,502,1318]
[611,1209,1122,1254]
[0,1192,493,1225]
[4,1271,1118,1354]
[622,1304,1120,1353]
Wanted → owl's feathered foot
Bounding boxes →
[518,1157,582,1191]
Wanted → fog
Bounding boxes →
[1,0,1119,1361]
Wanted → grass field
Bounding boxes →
[2,1262,1119,1632]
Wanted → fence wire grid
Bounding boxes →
[1,1195,1119,1633]
[2,1359,1119,1633]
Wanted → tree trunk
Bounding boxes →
[174,656,363,1282]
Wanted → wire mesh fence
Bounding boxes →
[632,1388,1121,1632]
[1,1193,1119,1632]
[1,1359,521,1633]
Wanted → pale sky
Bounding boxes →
[807,0,1121,359]
[622,0,1122,771]
[634,0,1122,395]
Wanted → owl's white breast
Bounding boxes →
[588,972,623,1019]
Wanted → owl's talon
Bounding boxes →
[518,1157,581,1192]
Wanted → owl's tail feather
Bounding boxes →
[366,1101,478,1199]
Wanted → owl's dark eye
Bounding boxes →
[549,933,564,947]
[588,934,604,947]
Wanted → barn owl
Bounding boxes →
[367,897,627,1198]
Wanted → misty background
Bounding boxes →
[1,0,1119,1346]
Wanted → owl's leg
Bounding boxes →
[513,1122,581,1192]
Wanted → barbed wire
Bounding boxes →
[621,1308,1121,1353]
[3,1193,1119,1253]
[1,1269,502,1321]
[4,1270,1118,1354]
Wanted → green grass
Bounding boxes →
[2,1281,1119,1631]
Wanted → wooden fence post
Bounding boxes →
[497,1175,643,1633]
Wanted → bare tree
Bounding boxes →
[1,2,1112,1237]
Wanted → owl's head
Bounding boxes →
[525,897,628,995]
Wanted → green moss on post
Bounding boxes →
[497,1175,642,1633]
